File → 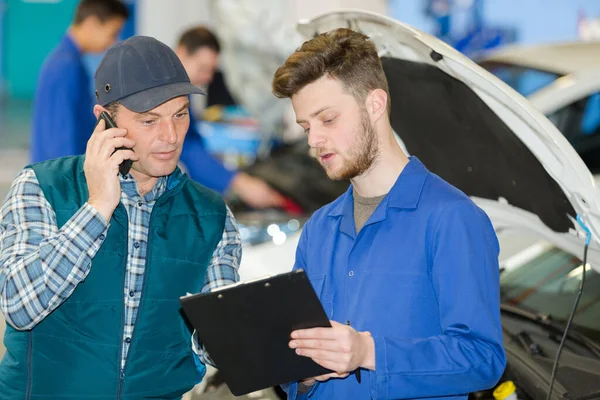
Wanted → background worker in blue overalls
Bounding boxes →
[175,26,285,210]
[30,0,129,164]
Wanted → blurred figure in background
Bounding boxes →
[30,0,129,163]
[175,26,285,210]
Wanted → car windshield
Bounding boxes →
[479,61,562,97]
[499,239,600,340]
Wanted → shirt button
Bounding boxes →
[138,201,143,207]
[125,337,131,344]
[133,242,140,249]
[129,291,135,297]
[99,234,105,241]
[349,271,354,277]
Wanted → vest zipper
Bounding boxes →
[115,182,183,399]
[25,333,33,400]
[117,371,124,400]
[117,205,129,400]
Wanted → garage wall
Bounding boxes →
[136,0,387,47]
[2,0,79,99]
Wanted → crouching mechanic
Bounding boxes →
[0,36,240,399]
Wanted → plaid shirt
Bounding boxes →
[0,168,241,371]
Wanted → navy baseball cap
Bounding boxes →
[94,35,204,113]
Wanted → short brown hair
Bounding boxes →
[177,26,220,55]
[272,28,390,114]
[73,0,129,25]
[105,101,121,117]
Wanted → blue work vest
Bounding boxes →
[0,155,226,399]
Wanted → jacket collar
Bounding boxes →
[327,156,430,236]
[63,32,83,56]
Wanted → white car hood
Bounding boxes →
[297,10,600,270]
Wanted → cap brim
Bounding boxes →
[119,82,205,113]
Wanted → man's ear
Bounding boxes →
[366,89,388,123]
[174,46,188,60]
[93,104,107,119]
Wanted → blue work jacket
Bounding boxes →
[284,157,506,399]
[31,34,96,163]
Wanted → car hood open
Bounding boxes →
[292,10,600,270]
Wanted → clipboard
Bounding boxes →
[179,269,333,396]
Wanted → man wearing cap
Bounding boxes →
[0,36,240,400]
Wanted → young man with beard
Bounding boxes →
[271,28,506,400]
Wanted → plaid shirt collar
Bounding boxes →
[117,167,186,203]
[119,174,167,203]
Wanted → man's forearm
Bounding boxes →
[1,202,108,330]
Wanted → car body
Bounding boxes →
[226,10,600,400]
[477,41,600,174]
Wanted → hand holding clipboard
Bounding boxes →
[289,320,374,388]
[179,269,333,396]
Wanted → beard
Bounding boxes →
[324,109,379,181]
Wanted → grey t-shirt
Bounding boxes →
[353,189,387,233]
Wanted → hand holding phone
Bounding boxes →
[85,111,138,222]
[97,111,133,176]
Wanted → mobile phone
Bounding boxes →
[97,111,133,176]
